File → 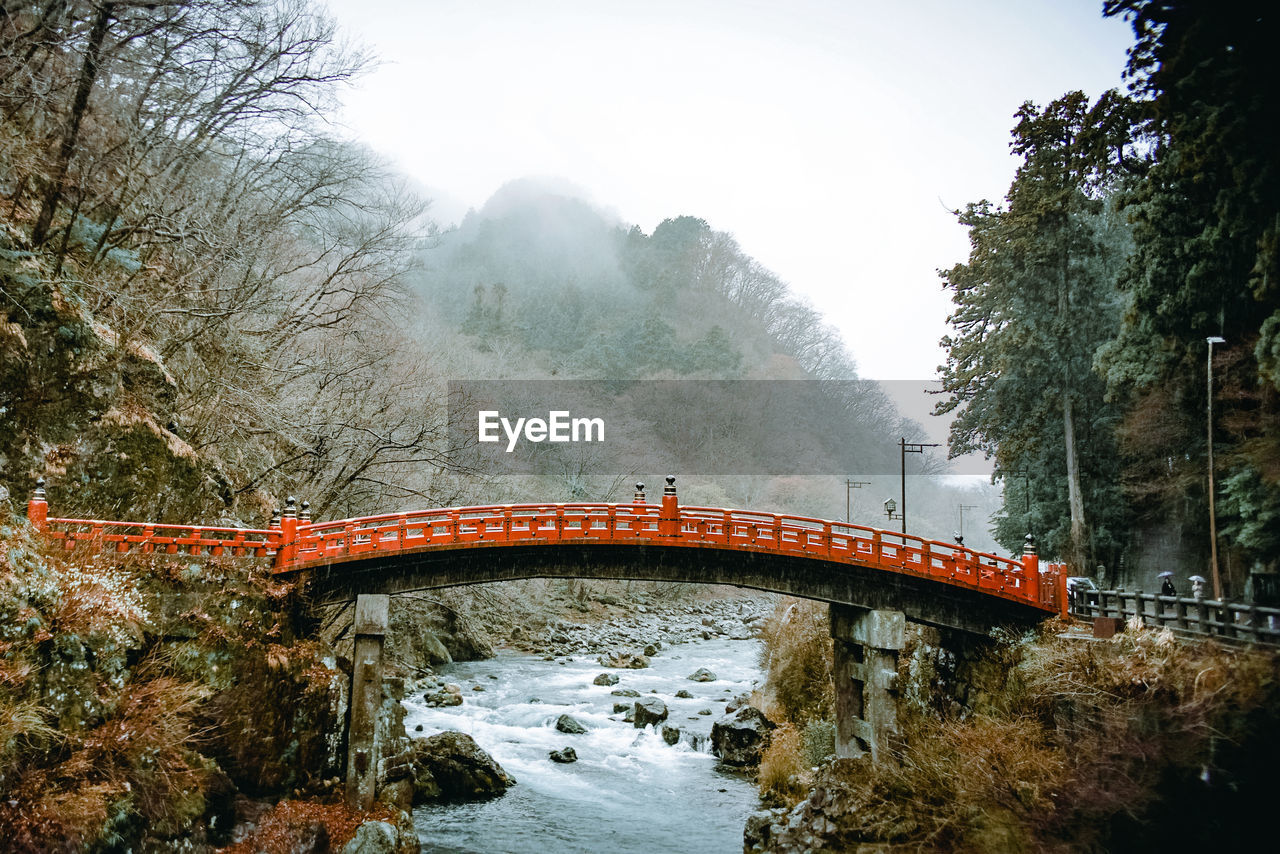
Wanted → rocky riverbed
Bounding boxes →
[404,593,777,853]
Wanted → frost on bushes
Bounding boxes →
[0,527,345,849]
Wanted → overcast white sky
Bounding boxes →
[322,0,1133,385]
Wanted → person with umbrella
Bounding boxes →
[1159,571,1177,597]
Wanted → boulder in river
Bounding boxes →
[711,705,776,766]
[675,689,693,699]
[613,702,630,714]
[633,697,669,728]
[687,667,717,682]
[593,672,619,686]
[611,687,641,698]
[555,714,588,734]
[410,731,515,802]
[549,747,578,763]
[661,724,681,745]
[598,649,650,669]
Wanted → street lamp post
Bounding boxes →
[899,437,941,535]
[845,479,871,523]
[883,498,902,525]
[1207,336,1225,600]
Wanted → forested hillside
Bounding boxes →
[2,0,977,546]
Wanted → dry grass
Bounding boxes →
[757,723,811,807]
[756,598,834,725]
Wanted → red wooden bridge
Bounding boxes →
[26,478,1066,634]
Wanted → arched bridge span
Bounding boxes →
[28,479,1064,636]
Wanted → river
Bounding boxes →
[408,635,765,853]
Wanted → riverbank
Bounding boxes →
[745,619,1280,853]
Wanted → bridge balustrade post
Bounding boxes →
[277,497,298,569]
[633,482,646,504]
[27,478,48,531]
[830,604,904,765]
[660,476,679,539]
[1021,534,1041,606]
[346,593,389,811]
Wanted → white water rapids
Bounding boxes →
[409,635,766,853]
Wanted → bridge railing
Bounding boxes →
[294,503,666,561]
[285,500,1046,609]
[36,517,279,558]
[25,479,1059,612]
[679,506,1035,600]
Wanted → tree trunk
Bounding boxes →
[31,1,114,246]
[1060,247,1090,574]
[1063,387,1090,572]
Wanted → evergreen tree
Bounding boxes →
[937,91,1133,569]
[1101,0,1280,581]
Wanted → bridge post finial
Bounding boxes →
[660,476,678,538]
[633,482,646,504]
[1021,533,1041,606]
[300,500,311,523]
[270,507,281,528]
[27,477,48,531]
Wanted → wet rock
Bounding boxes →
[341,820,397,854]
[592,672,619,686]
[555,714,588,734]
[377,778,414,813]
[424,689,463,707]
[611,688,641,698]
[699,709,713,715]
[549,747,578,763]
[661,724,681,745]
[410,732,514,802]
[643,643,659,656]
[687,667,717,682]
[613,702,631,714]
[675,689,693,699]
[598,649,650,669]
[743,808,788,854]
[633,697,669,728]
[711,705,776,766]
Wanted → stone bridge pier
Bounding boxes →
[830,604,905,763]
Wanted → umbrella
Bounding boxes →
[1157,571,1174,578]
[1189,575,1207,583]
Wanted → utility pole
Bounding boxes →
[958,503,979,541]
[900,438,941,535]
[845,479,871,523]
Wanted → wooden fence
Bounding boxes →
[1069,587,1280,648]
